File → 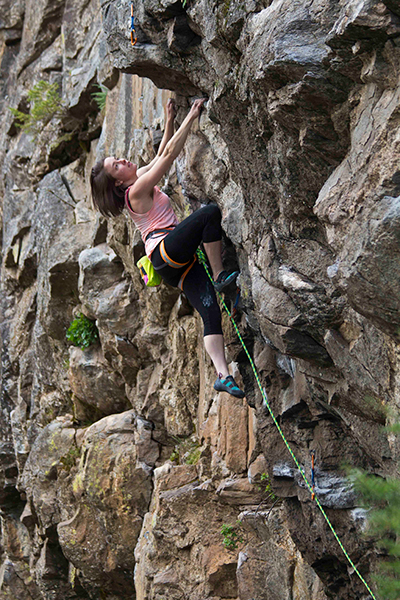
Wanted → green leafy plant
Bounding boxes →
[169,448,180,462]
[221,522,244,550]
[185,446,201,465]
[91,83,108,112]
[169,434,201,465]
[66,314,99,349]
[260,472,277,500]
[9,80,64,138]
[351,424,400,600]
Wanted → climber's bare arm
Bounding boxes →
[136,99,177,178]
[129,99,206,212]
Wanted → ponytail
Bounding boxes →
[90,159,126,217]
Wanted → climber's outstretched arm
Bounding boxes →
[136,99,177,178]
[130,98,206,203]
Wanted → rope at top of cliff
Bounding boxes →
[196,248,378,600]
[130,1,137,46]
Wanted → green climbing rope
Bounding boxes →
[196,248,377,600]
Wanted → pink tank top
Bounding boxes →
[125,186,179,257]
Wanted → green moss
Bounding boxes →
[169,448,180,463]
[49,436,58,452]
[364,395,388,421]
[60,445,81,472]
[222,0,232,17]
[69,564,76,586]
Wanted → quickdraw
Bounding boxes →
[231,287,241,319]
[311,450,316,501]
[130,1,137,46]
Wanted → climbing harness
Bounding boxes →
[159,239,190,269]
[156,239,197,290]
[137,229,196,290]
[145,227,176,243]
[177,255,197,291]
[196,248,378,600]
[130,1,137,46]
[311,450,315,501]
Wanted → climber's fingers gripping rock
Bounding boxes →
[189,98,207,119]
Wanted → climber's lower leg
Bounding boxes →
[205,334,246,398]
[204,333,229,377]
[203,240,224,280]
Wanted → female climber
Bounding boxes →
[90,97,245,399]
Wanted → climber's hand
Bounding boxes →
[189,98,207,119]
[166,98,177,120]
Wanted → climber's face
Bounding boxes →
[104,157,137,187]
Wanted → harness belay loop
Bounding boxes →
[130,1,137,46]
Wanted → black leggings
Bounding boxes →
[151,205,223,336]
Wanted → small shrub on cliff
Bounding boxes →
[10,80,64,138]
[169,434,201,465]
[185,446,201,465]
[351,424,400,600]
[221,522,244,550]
[260,472,277,500]
[66,314,99,349]
[91,83,108,112]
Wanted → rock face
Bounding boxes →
[1,0,400,599]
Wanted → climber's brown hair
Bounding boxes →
[90,159,126,217]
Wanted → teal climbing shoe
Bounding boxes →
[214,270,239,292]
[214,374,245,398]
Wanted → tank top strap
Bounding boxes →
[125,186,133,210]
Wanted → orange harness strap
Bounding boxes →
[159,239,190,269]
[158,240,197,290]
[178,255,197,290]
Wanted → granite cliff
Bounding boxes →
[1,0,400,598]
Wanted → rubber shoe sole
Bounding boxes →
[214,374,245,398]
[214,270,239,292]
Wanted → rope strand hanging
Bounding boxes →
[196,247,378,600]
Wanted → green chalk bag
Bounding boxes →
[136,255,162,287]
